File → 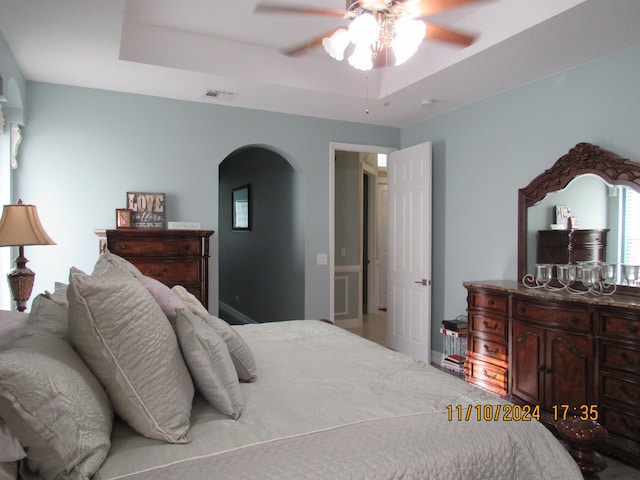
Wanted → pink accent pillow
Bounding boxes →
[138,276,186,326]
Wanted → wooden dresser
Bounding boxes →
[537,228,609,264]
[464,280,640,466]
[95,229,214,309]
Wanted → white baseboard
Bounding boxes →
[218,301,257,324]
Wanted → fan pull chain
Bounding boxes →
[365,72,369,114]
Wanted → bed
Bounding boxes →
[0,252,583,480]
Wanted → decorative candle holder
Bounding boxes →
[523,262,617,295]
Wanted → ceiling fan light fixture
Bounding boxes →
[348,44,374,71]
[391,17,426,65]
[348,13,380,46]
[322,28,350,60]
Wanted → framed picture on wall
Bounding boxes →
[232,184,251,231]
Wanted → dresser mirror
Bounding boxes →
[517,142,640,296]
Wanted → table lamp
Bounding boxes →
[0,200,56,311]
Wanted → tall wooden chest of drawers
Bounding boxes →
[537,228,609,264]
[464,280,640,467]
[96,229,214,309]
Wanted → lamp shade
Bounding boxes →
[0,201,56,247]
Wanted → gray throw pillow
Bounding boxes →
[0,327,113,479]
[67,268,194,443]
[92,249,142,278]
[175,309,244,419]
[172,287,257,382]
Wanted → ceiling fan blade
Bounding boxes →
[424,22,476,46]
[411,0,489,18]
[255,4,348,17]
[281,28,344,56]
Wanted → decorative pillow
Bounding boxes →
[0,327,113,479]
[172,285,209,316]
[0,419,25,462]
[44,281,69,307]
[175,309,244,419]
[0,461,18,480]
[67,268,194,444]
[27,294,69,340]
[92,248,142,278]
[138,276,186,326]
[172,286,256,381]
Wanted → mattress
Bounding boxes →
[89,320,581,480]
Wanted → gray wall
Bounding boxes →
[401,43,640,353]
[218,147,304,322]
[5,29,640,355]
[11,80,398,319]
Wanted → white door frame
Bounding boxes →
[329,142,395,323]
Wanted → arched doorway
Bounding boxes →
[218,146,304,323]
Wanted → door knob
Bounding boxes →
[414,279,429,286]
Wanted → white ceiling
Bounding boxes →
[2,0,640,128]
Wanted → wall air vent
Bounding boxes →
[202,89,238,102]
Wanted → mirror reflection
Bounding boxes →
[527,174,640,285]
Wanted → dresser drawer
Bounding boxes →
[469,313,507,339]
[467,290,508,315]
[471,336,507,363]
[133,258,200,285]
[600,311,640,342]
[601,372,640,408]
[110,237,202,257]
[601,406,640,443]
[466,357,507,395]
[601,342,640,374]
[512,298,591,332]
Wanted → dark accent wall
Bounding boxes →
[219,147,303,322]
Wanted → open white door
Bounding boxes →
[386,142,432,363]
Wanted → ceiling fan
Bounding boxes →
[255,0,484,70]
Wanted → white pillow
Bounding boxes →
[0,420,24,462]
[171,286,256,382]
[68,268,194,443]
[0,329,112,478]
[172,285,208,315]
[175,309,244,419]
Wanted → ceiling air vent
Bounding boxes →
[202,89,238,102]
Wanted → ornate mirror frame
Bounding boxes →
[517,142,640,297]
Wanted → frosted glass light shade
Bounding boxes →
[348,14,379,46]
[392,17,426,65]
[348,44,374,71]
[322,28,350,61]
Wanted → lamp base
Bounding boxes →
[7,248,35,312]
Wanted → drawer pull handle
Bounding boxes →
[518,307,525,314]
[183,244,191,251]
[147,268,168,278]
[620,352,640,367]
[482,321,499,330]
[570,316,579,324]
[537,365,545,373]
[483,345,499,355]
[620,416,640,434]
[487,300,494,306]
[620,384,640,401]
[630,324,639,334]
[119,245,127,250]
[483,370,498,380]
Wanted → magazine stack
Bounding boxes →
[441,316,468,373]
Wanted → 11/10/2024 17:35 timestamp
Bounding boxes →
[446,404,540,422]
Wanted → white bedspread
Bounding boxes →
[92,320,581,480]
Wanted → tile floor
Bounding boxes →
[343,310,640,479]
